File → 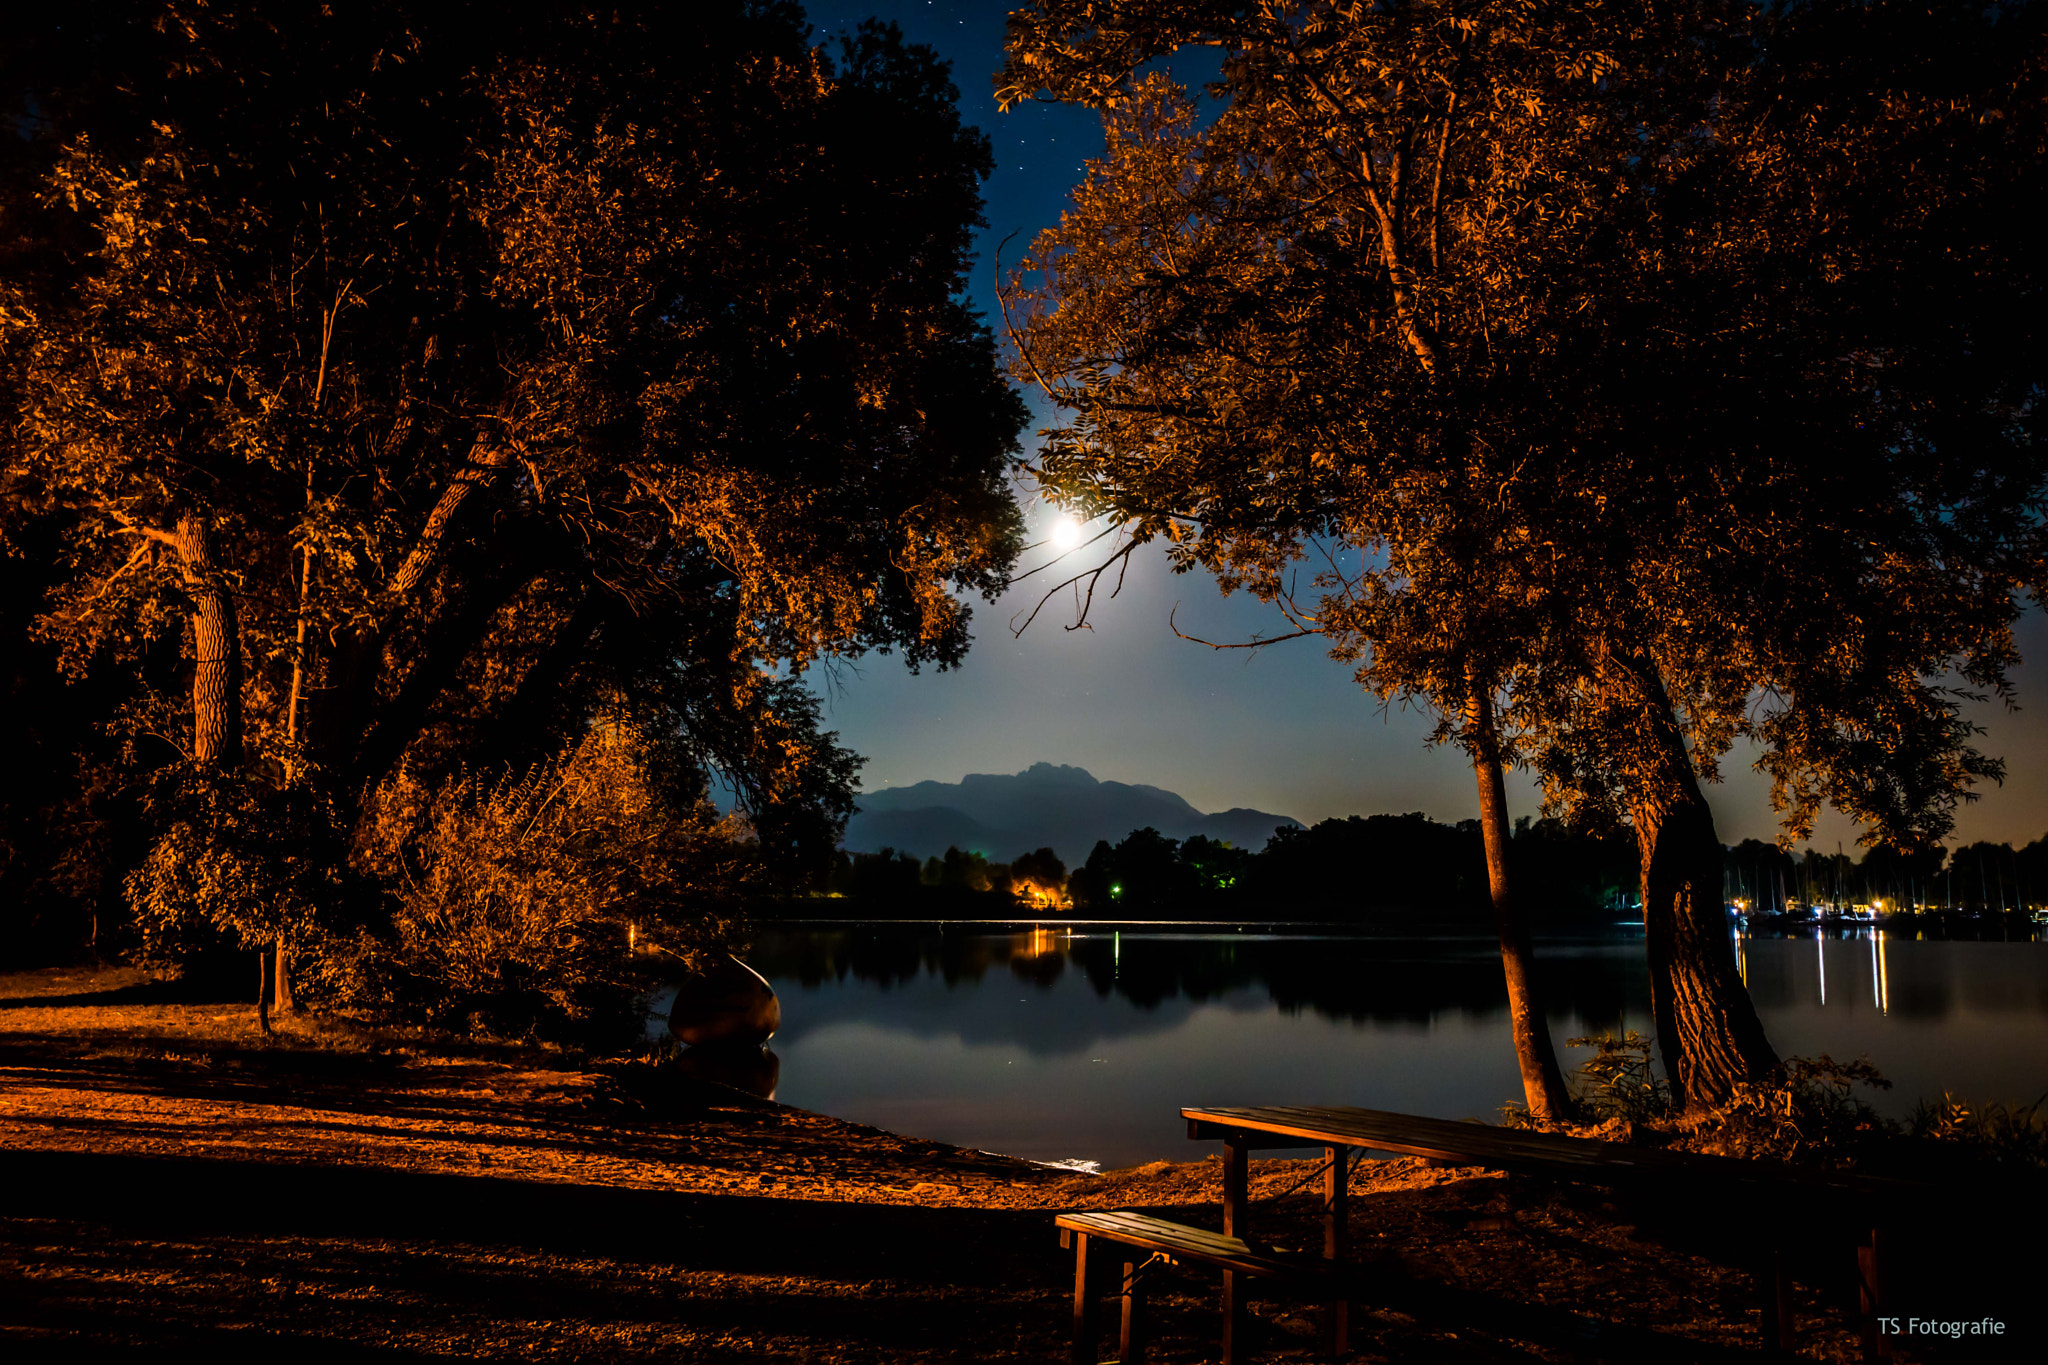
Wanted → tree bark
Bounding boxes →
[1623,665,1780,1111]
[272,938,294,1016]
[167,514,243,767]
[1467,689,1574,1120]
[256,949,273,1035]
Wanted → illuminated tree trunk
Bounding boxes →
[254,946,293,1032]
[271,942,294,1017]
[1625,667,1779,1111]
[1467,688,1573,1121]
[166,512,288,1030]
[167,513,243,767]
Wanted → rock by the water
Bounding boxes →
[666,954,780,1046]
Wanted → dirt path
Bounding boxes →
[0,967,1891,1362]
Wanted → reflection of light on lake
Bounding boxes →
[1818,928,1827,1005]
[747,923,2048,1169]
[1025,925,1062,957]
[1878,931,1890,1015]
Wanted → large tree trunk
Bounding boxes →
[1624,666,1779,1112]
[271,939,295,1016]
[1467,689,1573,1120]
[168,513,243,767]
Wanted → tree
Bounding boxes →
[1071,838,1118,909]
[1089,826,1197,913]
[999,0,1676,1115]
[1007,845,1069,904]
[939,845,994,891]
[2,3,1027,1002]
[999,0,2045,1108]
[1247,814,1486,913]
[1178,834,1249,895]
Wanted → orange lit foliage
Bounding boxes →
[1,4,1025,993]
[1006,846,1070,910]
[336,720,755,1042]
[1009,879,1072,912]
[124,767,341,972]
[1001,0,2046,1105]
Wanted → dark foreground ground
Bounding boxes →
[0,966,2032,1363]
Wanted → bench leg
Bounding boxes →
[1858,1229,1892,1363]
[1758,1241,1794,1355]
[1221,1137,1250,1365]
[1324,1145,1349,1360]
[1071,1231,1097,1365]
[1222,1268,1244,1365]
[1222,1138,1249,1240]
[1120,1259,1149,1365]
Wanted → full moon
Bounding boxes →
[1051,515,1083,551]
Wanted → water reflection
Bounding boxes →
[752,924,1652,1046]
[1736,925,2048,1019]
[668,1040,781,1101]
[745,921,2048,1170]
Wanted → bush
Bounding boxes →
[124,764,342,972]
[335,722,756,1044]
[1565,1031,1673,1125]
[1910,1094,2048,1171]
[1709,1054,1895,1165]
[1550,1034,2048,1181]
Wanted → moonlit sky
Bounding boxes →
[800,1,2048,850]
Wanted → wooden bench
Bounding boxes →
[1055,1210,1331,1365]
[1181,1105,1954,1362]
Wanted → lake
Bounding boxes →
[718,920,2048,1172]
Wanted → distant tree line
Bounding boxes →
[830,819,2048,923]
[826,844,1073,909]
[1726,838,2048,917]
[826,813,1641,923]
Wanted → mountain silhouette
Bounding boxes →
[844,763,1301,865]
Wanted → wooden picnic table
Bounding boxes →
[1181,1104,1930,1361]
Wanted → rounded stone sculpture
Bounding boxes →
[667,953,780,1047]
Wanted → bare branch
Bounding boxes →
[1168,602,1320,651]
[1007,517,1122,586]
[995,230,1066,408]
[1010,533,1143,637]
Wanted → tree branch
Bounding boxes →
[1168,602,1319,650]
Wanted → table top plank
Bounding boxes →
[1055,1210,1324,1279]
[1182,1104,1925,1208]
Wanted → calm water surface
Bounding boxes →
[735,921,2048,1171]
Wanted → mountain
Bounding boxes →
[843,763,1301,866]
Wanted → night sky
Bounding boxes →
[799,1,2048,852]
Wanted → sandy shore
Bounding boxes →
[0,966,1890,1362]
